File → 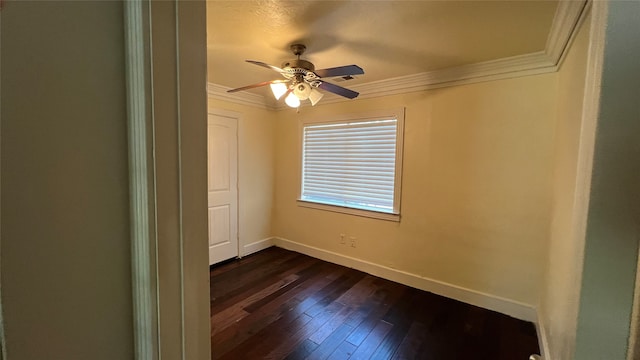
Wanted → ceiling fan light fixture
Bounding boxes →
[270,82,288,100]
[293,82,312,100]
[285,92,301,108]
[309,89,324,106]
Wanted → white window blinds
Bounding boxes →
[301,118,400,214]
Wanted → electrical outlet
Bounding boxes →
[340,233,346,245]
[349,236,357,248]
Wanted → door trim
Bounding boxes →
[124,2,158,358]
[125,1,210,359]
[0,6,6,360]
[630,245,640,360]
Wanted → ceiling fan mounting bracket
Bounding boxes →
[290,44,307,57]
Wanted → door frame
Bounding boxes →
[0,7,5,360]
[208,108,240,264]
[125,1,210,359]
[630,249,640,360]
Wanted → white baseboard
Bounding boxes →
[536,312,552,360]
[242,237,275,257]
[273,237,537,322]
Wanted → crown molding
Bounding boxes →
[545,0,590,64]
[318,51,557,106]
[208,0,588,110]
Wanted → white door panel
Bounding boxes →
[208,126,230,191]
[208,112,238,265]
[208,206,230,247]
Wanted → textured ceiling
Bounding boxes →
[207,0,559,95]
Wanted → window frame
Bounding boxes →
[297,108,405,222]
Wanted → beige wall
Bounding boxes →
[208,99,276,253]
[1,2,133,358]
[272,74,558,306]
[540,10,592,360]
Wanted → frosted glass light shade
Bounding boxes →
[270,82,288,100]
[293,82,312,100]
[309,89,324,106]
[285,92,301,108]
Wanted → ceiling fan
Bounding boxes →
[227,44,364,108]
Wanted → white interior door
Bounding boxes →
[208,111,238,265]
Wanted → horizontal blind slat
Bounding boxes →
[303,168,395,177]
[305,122,396,133]
[304,165,395,173]
[305,132,395,140]
[303,187,394,198]
[305,127,396,138]
[304,180,394,189]
[304,174,394,185]
[304,160,396,166]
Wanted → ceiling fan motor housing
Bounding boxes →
[281,59,315,72]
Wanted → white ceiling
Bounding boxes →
[206,0,560,98]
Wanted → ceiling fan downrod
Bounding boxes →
[290,44,306,58]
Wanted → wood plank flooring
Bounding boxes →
[210,247,540,359]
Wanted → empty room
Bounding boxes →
[204,0,639,359]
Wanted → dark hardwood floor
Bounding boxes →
[210,247,539,360]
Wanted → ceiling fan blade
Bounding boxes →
[227,79,289,93]
[246,60,286,74]
[314,65,364,78]
[317,81,359,99]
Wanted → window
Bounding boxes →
[298,109,404,221]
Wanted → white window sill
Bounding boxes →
[297,200,400,222]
